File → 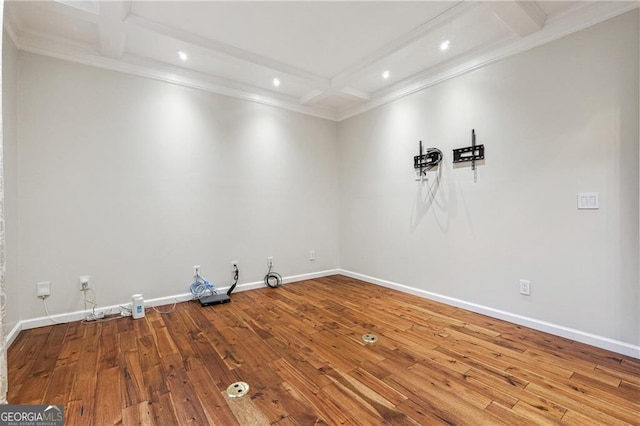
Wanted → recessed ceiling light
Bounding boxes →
[178,51,188,61]
[440,40,450,51]
[382,70,390,79]
[273,78,281,87]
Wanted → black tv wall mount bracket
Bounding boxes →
[413,141,443,181]
[452,129,485,183]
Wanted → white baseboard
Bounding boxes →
[283,269,340,284]
[13,269,340,337]
[340,269,640,359]
[21,267,638,360]
[6,322,22,347]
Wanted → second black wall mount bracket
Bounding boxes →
[452,129,485,182]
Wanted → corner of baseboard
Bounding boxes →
[6,322,23,348]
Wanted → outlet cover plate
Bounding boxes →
[37,281,51,297]
[577,192,599,209]
[79,275,90,290]
[519,279,531,296]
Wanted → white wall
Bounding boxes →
[2,31,19,334]
[16,53,339,319]
[338,10,639,347]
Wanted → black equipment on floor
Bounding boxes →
[199,265,239,306]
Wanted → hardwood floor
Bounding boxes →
[7,275,640,425]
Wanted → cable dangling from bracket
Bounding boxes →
[413,141,442,181]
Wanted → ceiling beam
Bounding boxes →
[489,1,547,37]
[299,90,327,106]
[330,1,476,90]
[98,23,126,58]
[126,13,329,90]
[339,88,371,102]
[97,1,130,58]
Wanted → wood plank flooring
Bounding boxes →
[7,275,640,425]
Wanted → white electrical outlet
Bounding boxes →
[520,279,531,296]
[267,256,274,267]
[577,192,599,209]
[309,250,315,261]
[37,281,51,298]
[231,261,238,277]
[79,275,90,290]
[193,265,200,276]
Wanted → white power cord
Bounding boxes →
[41,297,62,324]
[43,282,193,325]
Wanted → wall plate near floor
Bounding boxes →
[37,281,50,298]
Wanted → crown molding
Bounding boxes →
[19,28,98,55]
[337,1,640,121]
[16,30,339,121]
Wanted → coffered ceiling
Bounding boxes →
[4,1,638,121]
